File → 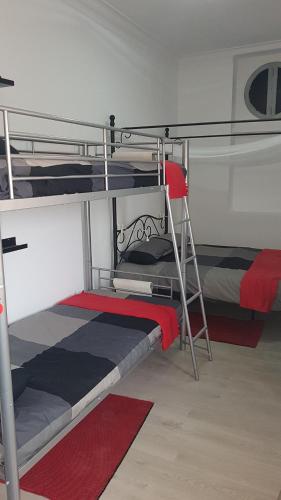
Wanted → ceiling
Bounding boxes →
[100,0,281,55]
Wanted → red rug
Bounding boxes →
[190,312,264,348]
[20,394,153,500]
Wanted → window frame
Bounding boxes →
[244,62,281,119]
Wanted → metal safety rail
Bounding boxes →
[0,105,167,206]
[0,105,168,500]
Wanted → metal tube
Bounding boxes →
[0,229,20,499]
[10,132,104,148]
[9,154,159,163]
[123,116,281,130]
[112,198,118,269]
[92,265,179,282]
[109,115,116,155]
[81,201,93,291]
[14,173,160,182]
[0,105,163,139]
[103,129,108,191]
[3,111,14,200]
[0,186,165,213]
[9,133,160,151]
[157,138,161,186]
[162,139,166,186]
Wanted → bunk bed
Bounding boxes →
[0,105,212,500]
[114,221,281,311]
[109,114,281,315]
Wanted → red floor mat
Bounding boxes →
[190,312,264,348]
[20,394,153,499]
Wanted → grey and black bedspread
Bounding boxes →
[0,159,159,199]
[1,293,180,467]
[117,245,281,310]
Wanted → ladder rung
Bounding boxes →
[174,218,190,225]
[193,326,207,342]
[182,255,195,264]
[185,291,202,305]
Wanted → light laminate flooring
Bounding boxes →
[102,310,281,500]
[1,310,280,500]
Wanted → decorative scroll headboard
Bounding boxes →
[109,113,169,267]
[116,214,166,264]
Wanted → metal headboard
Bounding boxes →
[109,113,169,268]
[116,213,166,264]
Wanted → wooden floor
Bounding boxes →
[1,310,280,500]
[0,486,46,499]
[102,310,281,500]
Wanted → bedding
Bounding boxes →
[1,292,181,467]
[124,237,174,265]
[0,138,19,155]
[0,159,160,199]
[118,242,281,311]
[61,292,179,350]
[240,249,281,312]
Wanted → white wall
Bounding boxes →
[177,42,281,249]
[0,0,177,322]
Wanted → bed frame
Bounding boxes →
[108,113,281,323]
[0,105,195,499]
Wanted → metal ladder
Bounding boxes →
[165,190,213,380]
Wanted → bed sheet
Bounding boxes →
[0,293,180,467]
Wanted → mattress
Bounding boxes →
[0,159,160,199]
[1,293,181,467]
[117,244,281,311]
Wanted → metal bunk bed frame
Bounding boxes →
[0,105,212,499]
[0,105,168,499]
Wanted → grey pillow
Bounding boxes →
[125,237,173,265]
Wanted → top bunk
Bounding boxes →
[0,105,183,213]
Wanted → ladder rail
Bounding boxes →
[165,188,213,380]
[165,189,199,380]
[183,198,213,361]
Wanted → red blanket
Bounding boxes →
[162,161,188,199]
[240,249,281,312]
[60,292,179,350]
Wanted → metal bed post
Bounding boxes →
[3,110,14,200]
[0,233,20,499]
[81,201,93,291]
[164,128,169,233]
[109,115,118,270]
[103,129,109,191]
[157,138,161,186]
[183,139,189,188]
[162,138,166,187]
[81,144,93,291]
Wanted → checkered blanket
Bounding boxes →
[1,294,180,467]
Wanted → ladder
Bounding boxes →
[165,190,213,380]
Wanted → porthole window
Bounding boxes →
[244,62,281,118]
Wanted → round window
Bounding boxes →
[244,62,281,119]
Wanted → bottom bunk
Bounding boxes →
[117,237,281,311]
[2,291,181,471]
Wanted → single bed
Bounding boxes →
[2,292,181,468]
[115,216,281,311]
